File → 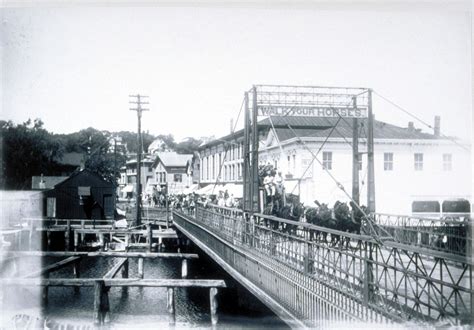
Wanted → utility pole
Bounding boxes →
[129,94,149,227]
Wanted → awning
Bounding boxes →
[121,185,134,193]
[182,184,199,195]
[223,183,243,198]
[196,184,223,195]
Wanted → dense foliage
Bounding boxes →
[1,119,207,189]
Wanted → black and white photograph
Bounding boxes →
[0,0,473,328]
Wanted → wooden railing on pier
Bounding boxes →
[1,251,225,326]
[173,205,473,328]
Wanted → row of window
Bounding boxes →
[321,152,452,172]
[157,172,183,183]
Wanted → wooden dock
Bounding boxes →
[0,216,226,327]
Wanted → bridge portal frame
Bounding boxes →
[242,84,375,214]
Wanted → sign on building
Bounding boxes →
[258,106,367,118]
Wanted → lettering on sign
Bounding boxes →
[258,106,368,118]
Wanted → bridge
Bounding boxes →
[173,205,473,328]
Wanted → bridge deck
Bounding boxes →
[173,205,473,328]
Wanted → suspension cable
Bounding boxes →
[288,116,342,195]
[285,123,391,244]
[373,90,470,152]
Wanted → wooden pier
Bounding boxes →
[0,214,227,327]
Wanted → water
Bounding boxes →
[1,243,288,329]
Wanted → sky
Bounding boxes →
[1,1,472,142]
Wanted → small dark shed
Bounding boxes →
[43,169,116,220]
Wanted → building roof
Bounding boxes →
[56,152,85,166]
[31,176,68,190]
[200,116,438,150]
[156,152,193,168]
[262,117,437,142]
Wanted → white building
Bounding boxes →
[198,116,471,215]
[151,151,194,194]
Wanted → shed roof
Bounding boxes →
[31,176,68,190]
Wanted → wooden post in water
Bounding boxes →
[121,259,129,278]
[98,233,104,251]
[102,287,111,324]
[73,259,80,293]
[28,220,34,250]
[138,258,144,279]
[73,230,79,251]
[147,224,153,252]
[209,287,218,326]
[93,280,105,325]
[64,220,71,252]
[181,259,188,279]
[42,272,49,305]
[46,230,51,251]
[167,287,175,325]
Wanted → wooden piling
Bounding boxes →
[121,259,129,278]
[73,259,81,293]
[138,258,144,279]
[147,224,153,252]
[93,280,105,325]
[42,272,49,305]
[28,221,34,250]
[64,221,71,252]
[167,287,175,325]
[99,233,105,251]
[209,287,218,326]
[102,287,111,324]
[73,230,79,251]
[46,231,51,251]
[181,259,188,279]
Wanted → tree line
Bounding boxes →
[0,119,205,190]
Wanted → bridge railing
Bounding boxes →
[184,206,473,326]
[372,213,472,256]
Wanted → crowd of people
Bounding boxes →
[139,187,242,216]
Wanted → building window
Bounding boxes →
[443,153,452,171]
[292,154,296,173]
[358,158,362,171]
[224,166,228,181]
[384,153,393,171]
[322,152,332,170]
[174,174,182,182]
[212,155,215,180]
[287,155,291,173]
[414,153,423,171]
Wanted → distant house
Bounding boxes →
[118,156,155,199]
[31,175,68,190]
[152,152,193,194]
[43,169,116,219]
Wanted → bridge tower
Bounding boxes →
[242,84,375,214]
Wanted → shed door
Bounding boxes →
[103,194,114,219]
